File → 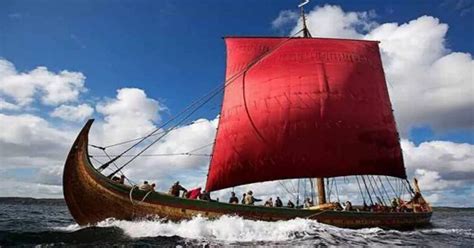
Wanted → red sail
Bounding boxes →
[206,37,405,192]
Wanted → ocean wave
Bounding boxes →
[95,215,321,242]
[79,215,472,244]
[2,215,473,246]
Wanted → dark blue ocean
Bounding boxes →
[0,199,472,247]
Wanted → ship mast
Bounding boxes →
[299,0,312,38]
[298,0,325,205]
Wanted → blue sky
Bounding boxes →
[0,0,472,206]
[2,0,472,122]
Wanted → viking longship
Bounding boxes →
[63,4,432,229]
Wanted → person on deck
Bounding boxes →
[343,201,353,211]
[150,183,156,192]
[275,197,283,207]
[391,197,399,211]
[241,193,246,204]
[287,200,295,208]
[244,191,262,205]
[304,198,313,208]
[229,192,239,204]
[119,175,126,184]
[264,197,273,207]
[200,190,211,201]
[139,181,152,191]
[168,181,187,197]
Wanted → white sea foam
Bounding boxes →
[55,215,474,244]
[95,215,322,242]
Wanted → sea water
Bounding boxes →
[0,200,472,246]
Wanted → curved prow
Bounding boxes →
[63,119,96,225]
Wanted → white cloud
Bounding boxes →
[0,58,86,107]
[50,103,94,122]
[94,88,166,146]
[0,113,74,168]
[273,5,474,133]
[286,5,377,39]
[0,179,63,198]
[272,10,299,30]
[414,169,462,191]
[366,17,474,132]
[123,118,218,181]
[0,98,19,110]
[402,139,474,180]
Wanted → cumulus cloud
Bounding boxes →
[0,113,73,163]
[402,139,473,180]
[50,103,94,122]
[0,98,19,111]
[279,5,377,39]
[123,118,218,181]
[0,58,86,107]
[94,88,167,146]
[273,5,474,133]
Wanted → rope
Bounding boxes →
[370,175,388,206]
[360,176,374,205]
[89,120,212,150]
[102,149,134,185]
[129,185,138,205]
[334,178,341,203]
[377,176,392,203]
[306,210,330,219]
[355,175,367,204]
[141,191,153,202]
[278,181,296,199]
[91,153,211,157]
[106,29,305,178]
[404,179,415,197]
[385,176,398,197]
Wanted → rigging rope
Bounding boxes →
[360,175,374,205]
[355,175,367,204]
[385,176,398,198]
[104,29,305,178]
[370,175,388,206]
[91,153,211,157]
[334,178,341,203]
[377,176,392,203]
[89,119,213,150]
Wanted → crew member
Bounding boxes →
[139,181,152,191]
[229,192,239,204]
[244,191,262,205]
[275,197,283,207]
[168,181,187,197]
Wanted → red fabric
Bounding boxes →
[206,37,405,192]
[187,187,201,199]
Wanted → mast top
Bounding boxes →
[298,0,312,38]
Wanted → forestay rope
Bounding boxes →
[96,28,306,179]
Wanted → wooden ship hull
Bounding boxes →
[63,120,432,229]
